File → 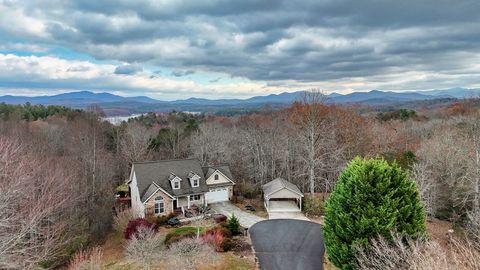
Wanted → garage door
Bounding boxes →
[206,187,229,203]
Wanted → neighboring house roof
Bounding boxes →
[133,158,209,201]
[262,178,304,197]
[202,165,235,183]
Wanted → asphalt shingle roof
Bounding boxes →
[202,165,234,182]
[262,178,303,197]
[133,158,209,201]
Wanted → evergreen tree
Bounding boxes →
[227,214,241,235]
[323,157,426,270]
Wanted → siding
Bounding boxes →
[129,171,145,217]
[206,170,232,185]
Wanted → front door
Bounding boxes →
[173,199,178,209]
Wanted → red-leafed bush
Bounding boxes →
[201,229,225,252]
[124,218,158,240]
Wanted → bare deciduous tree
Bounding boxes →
[0,136,74,269]
[355,234,480,270]
[290,90,343,194]
[124,226,165,270]
[119,122,155,165]
[165,237,218,270]
[411,162,438,219]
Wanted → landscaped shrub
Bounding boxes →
[167,217,181,226]
[156,213,176,226]
[220,238,234,252]
[323,157,426,270]
[303,195,324,217]
[227,214,241,235]
[124,218,158,240]
[164,231,196,246]
[201,229,225,251]
[229,238,252,256]
[204,225,232,238]
[213,213,228,224]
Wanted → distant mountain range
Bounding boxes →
[1,88,478,116]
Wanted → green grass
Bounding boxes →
[174,226,205,234]
[217,253,256,270]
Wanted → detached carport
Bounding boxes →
[262,178,304,213]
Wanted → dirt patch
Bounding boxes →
[426,218,455,249]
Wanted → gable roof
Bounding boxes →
[133,158,209,201]
[202,165,235,183]
[262,178,304,197]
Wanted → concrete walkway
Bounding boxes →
[210,202,265,228]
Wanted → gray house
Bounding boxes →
[128,158,235,217]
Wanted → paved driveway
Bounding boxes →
[250,219,325,270]
[210,202,265,228]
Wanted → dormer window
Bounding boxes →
[169,173,182,190]
[173,180,180,189]
[188,172,200,187]
[214,174,219,180]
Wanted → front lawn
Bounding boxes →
[173,226,205,234]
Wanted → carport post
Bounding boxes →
[300,197,302,211]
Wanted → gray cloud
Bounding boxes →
[2,0,480,91]
[171,69,195,77]
[114,64,143,75]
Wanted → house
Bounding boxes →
[128,158,235,217]
[262,178,304,212]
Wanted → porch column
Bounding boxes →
[204,194,207,206]
[187,195,190,208]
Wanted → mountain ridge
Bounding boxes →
[1,88,478,116]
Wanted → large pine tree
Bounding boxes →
[323,157,426,270]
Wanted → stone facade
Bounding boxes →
[144,189,173,216]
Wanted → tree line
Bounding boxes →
[1,91,479,268]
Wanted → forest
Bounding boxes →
[1,92,479,269]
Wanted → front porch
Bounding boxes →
[172,193,207,216]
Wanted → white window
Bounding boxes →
[214,174,219,180]
[189,194,201,201]
[193,178,199,187]
[154,197,164,214]
[173,180,180,189]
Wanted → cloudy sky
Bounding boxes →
[1,0,480,100]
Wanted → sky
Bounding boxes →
[0,0,480,100]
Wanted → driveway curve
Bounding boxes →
[249,219,325,270]
[210,202,265,228]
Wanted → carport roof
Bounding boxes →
[263,178,304,197]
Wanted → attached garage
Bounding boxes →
[206,187,230,203]
[263,178,304,212]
